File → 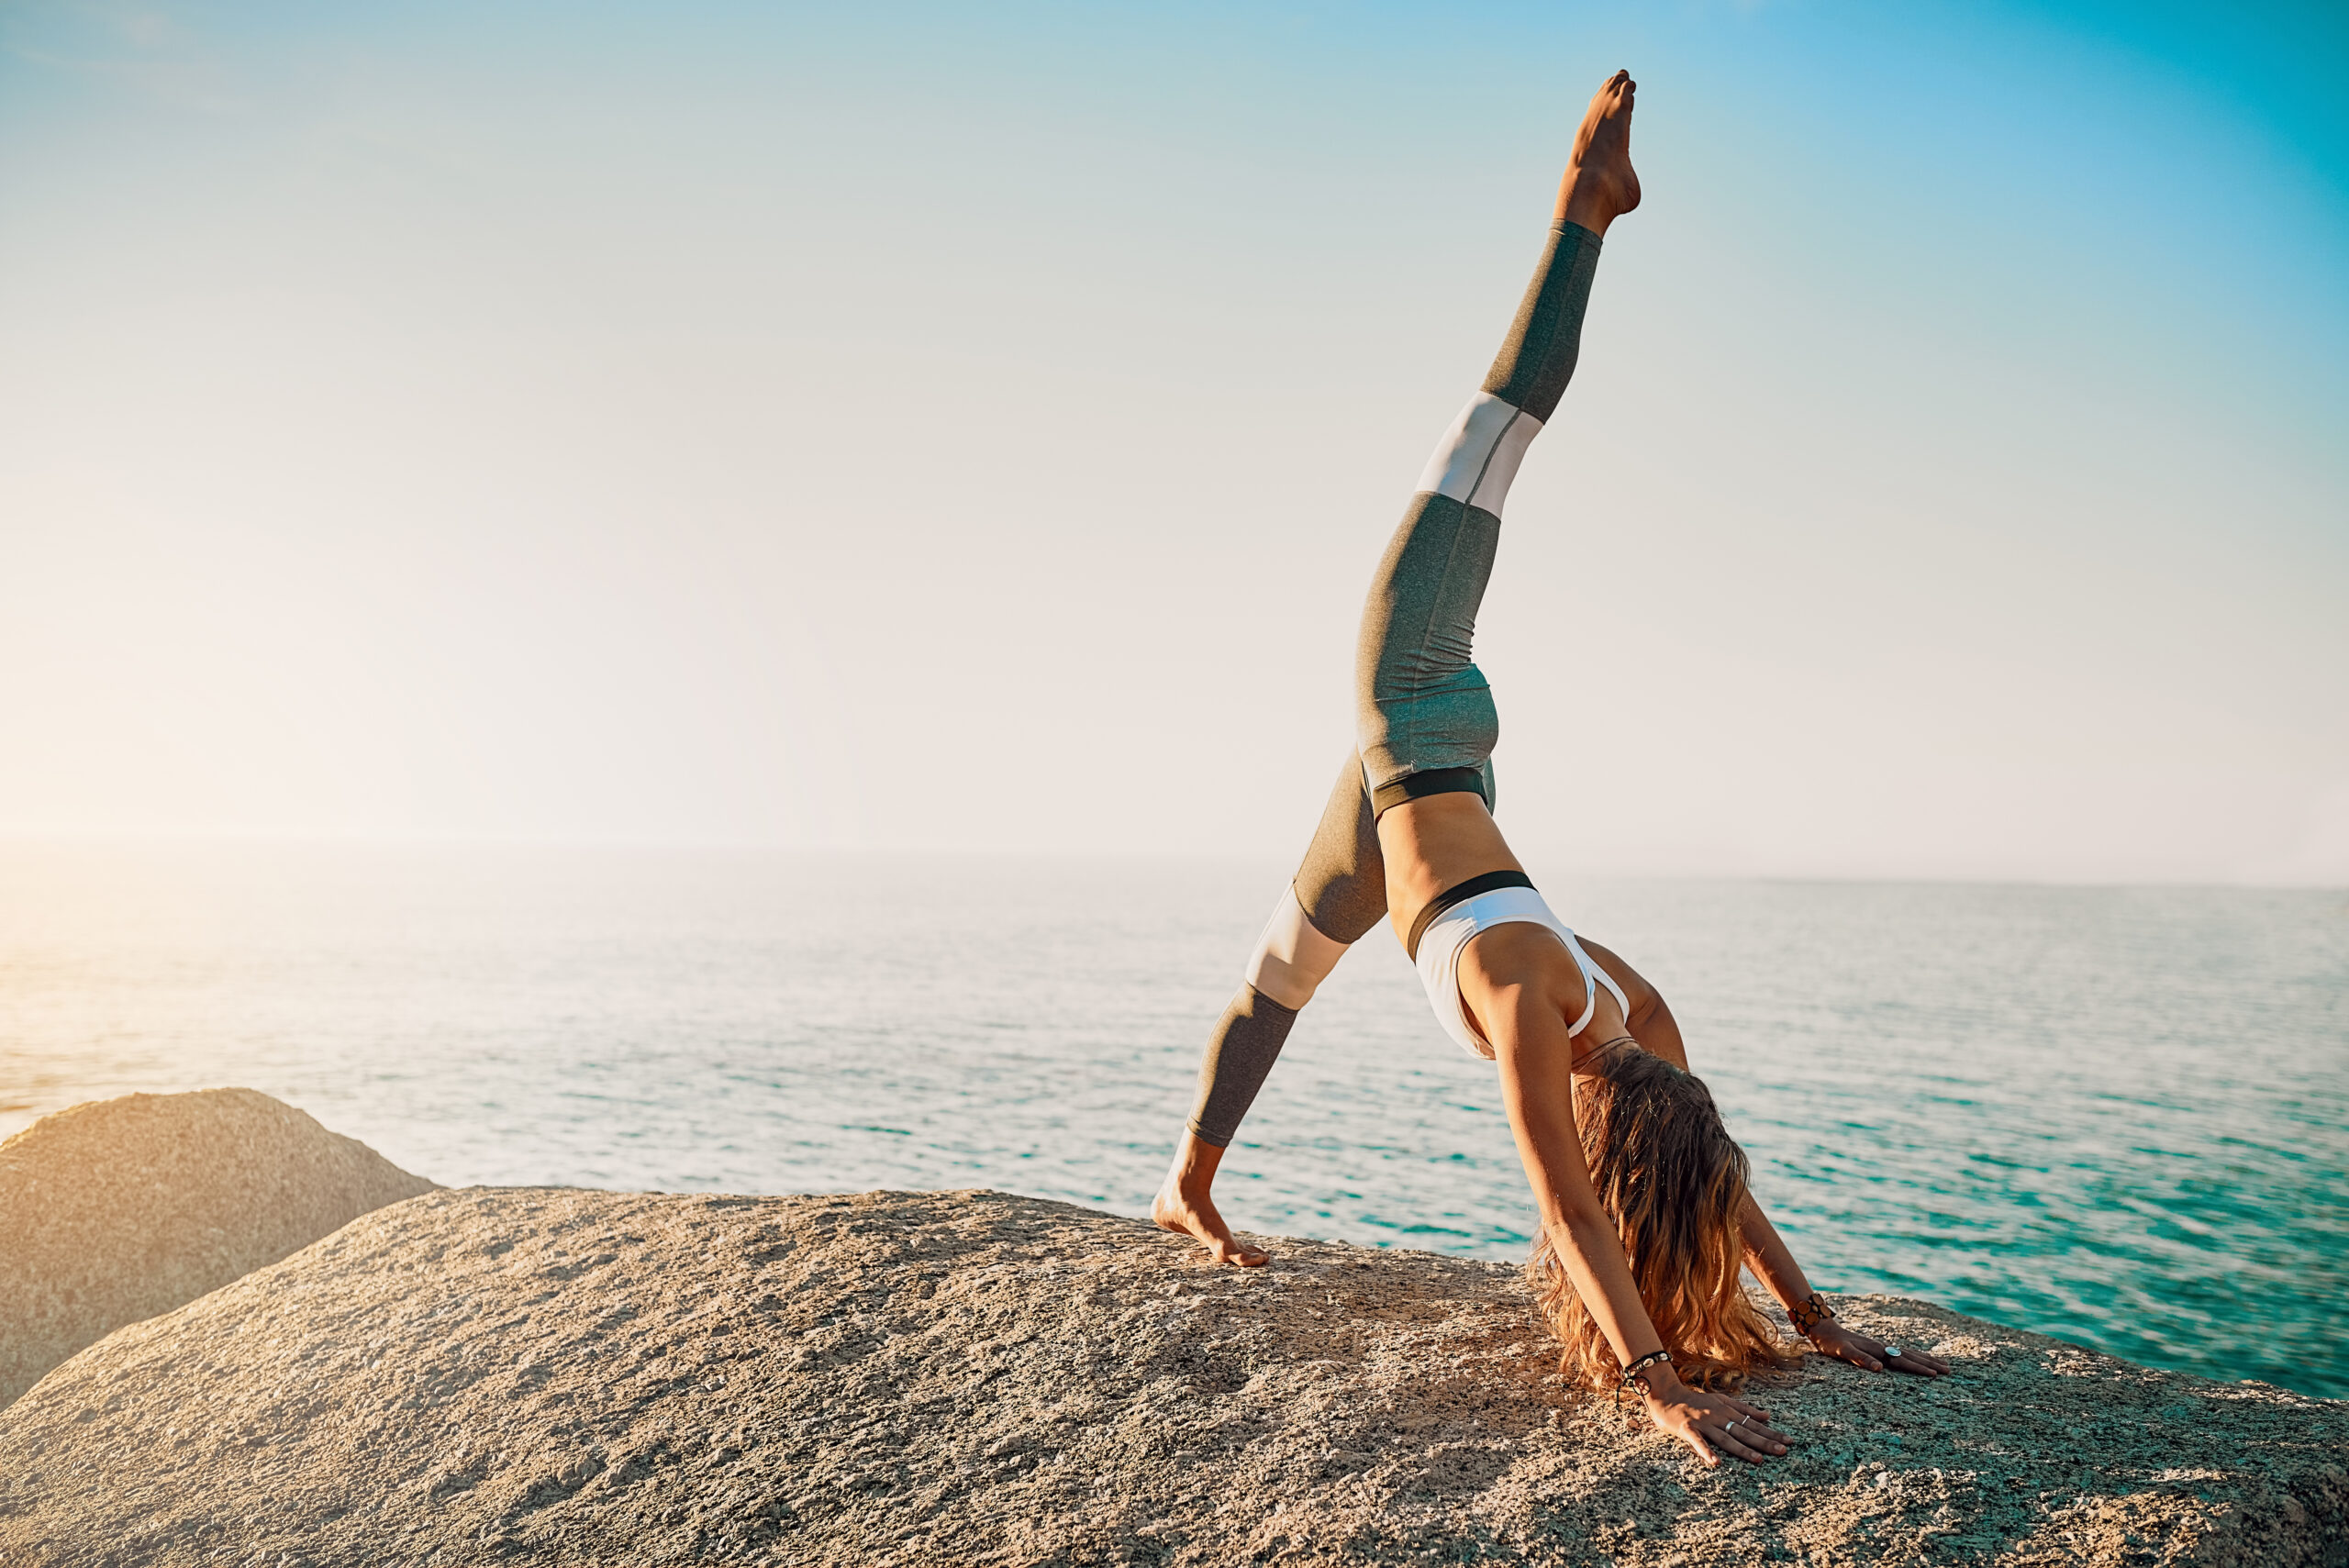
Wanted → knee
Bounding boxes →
[1244,888,1347,1009]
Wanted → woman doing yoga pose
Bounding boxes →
[1152,72,1949,1467]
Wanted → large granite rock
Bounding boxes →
[0,1184,2339,1566]
[0,1088,436,1407]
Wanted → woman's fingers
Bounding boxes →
[1716,1394,1784,1433]
[1886,1345,1951,1377]
[1870,1335,1943,1376]
[1818,1322,1954,1377]
[1701,1422,1775,1465]
[1721,1415,1789,1454]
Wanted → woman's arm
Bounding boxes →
[1462,925,1791,1465]
[1580,938,1950,1378]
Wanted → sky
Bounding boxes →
[2,0,2344,882]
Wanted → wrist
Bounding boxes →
[1787,1289,1835,1338]
[1614,1348,1676,1406]
[1637,1366,1688,1401]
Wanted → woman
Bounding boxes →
[1154,71,1950,1468]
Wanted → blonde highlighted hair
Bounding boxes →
[1529,1047,1799,1394]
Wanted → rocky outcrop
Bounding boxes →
[0,1088,437,1407]
[1,1184,2340,1567]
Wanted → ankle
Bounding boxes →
[1554,172,1621,237]
[1170,1129,1229,1187]
[1168,1168,1216,1204]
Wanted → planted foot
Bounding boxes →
[1152,1184,1268,1267]
[1555,69,1642,236]
[1153,1139,1269,1267]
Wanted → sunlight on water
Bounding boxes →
[2,845,2342,1398]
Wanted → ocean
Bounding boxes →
[3,843,2342,1400]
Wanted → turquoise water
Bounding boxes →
[2,845,2342,1399]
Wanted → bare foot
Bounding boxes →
[1153,1132,1269,1267]
[1553,69,1641,236]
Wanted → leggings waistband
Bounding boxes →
[1370,765,1491,818]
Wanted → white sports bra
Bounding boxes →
[1411,884,1631,1061]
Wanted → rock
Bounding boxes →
[0,1186,2339,1566]
[0,1088,437,1407]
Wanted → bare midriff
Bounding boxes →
[1373,793,1524,948]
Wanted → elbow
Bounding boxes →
[1554,1196,1618,1249]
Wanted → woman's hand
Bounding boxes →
[1807,1319,1951,1377]
[1641,1374,1791,1467]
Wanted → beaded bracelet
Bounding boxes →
[1615,1349,1674,1407]
[1789,1292,1836,1337]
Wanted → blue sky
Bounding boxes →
[2,1,2343,880]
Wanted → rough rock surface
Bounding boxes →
[0,1088,436,1407]
[2,1187,2341,1567]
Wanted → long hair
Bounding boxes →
[1528,1046,1798,1394]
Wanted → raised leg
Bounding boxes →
[1357,76,1634,927]
[1353,213,1607,816]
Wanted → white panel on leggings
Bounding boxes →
[1414,392,1542,515]
[1244,886,1349,1011]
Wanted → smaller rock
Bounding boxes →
[0,1088,436,1406]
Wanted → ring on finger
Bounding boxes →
[1883,1344,1904,1361]
[1724,1419,1740,1437]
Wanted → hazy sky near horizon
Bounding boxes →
[4,1,2344,882]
